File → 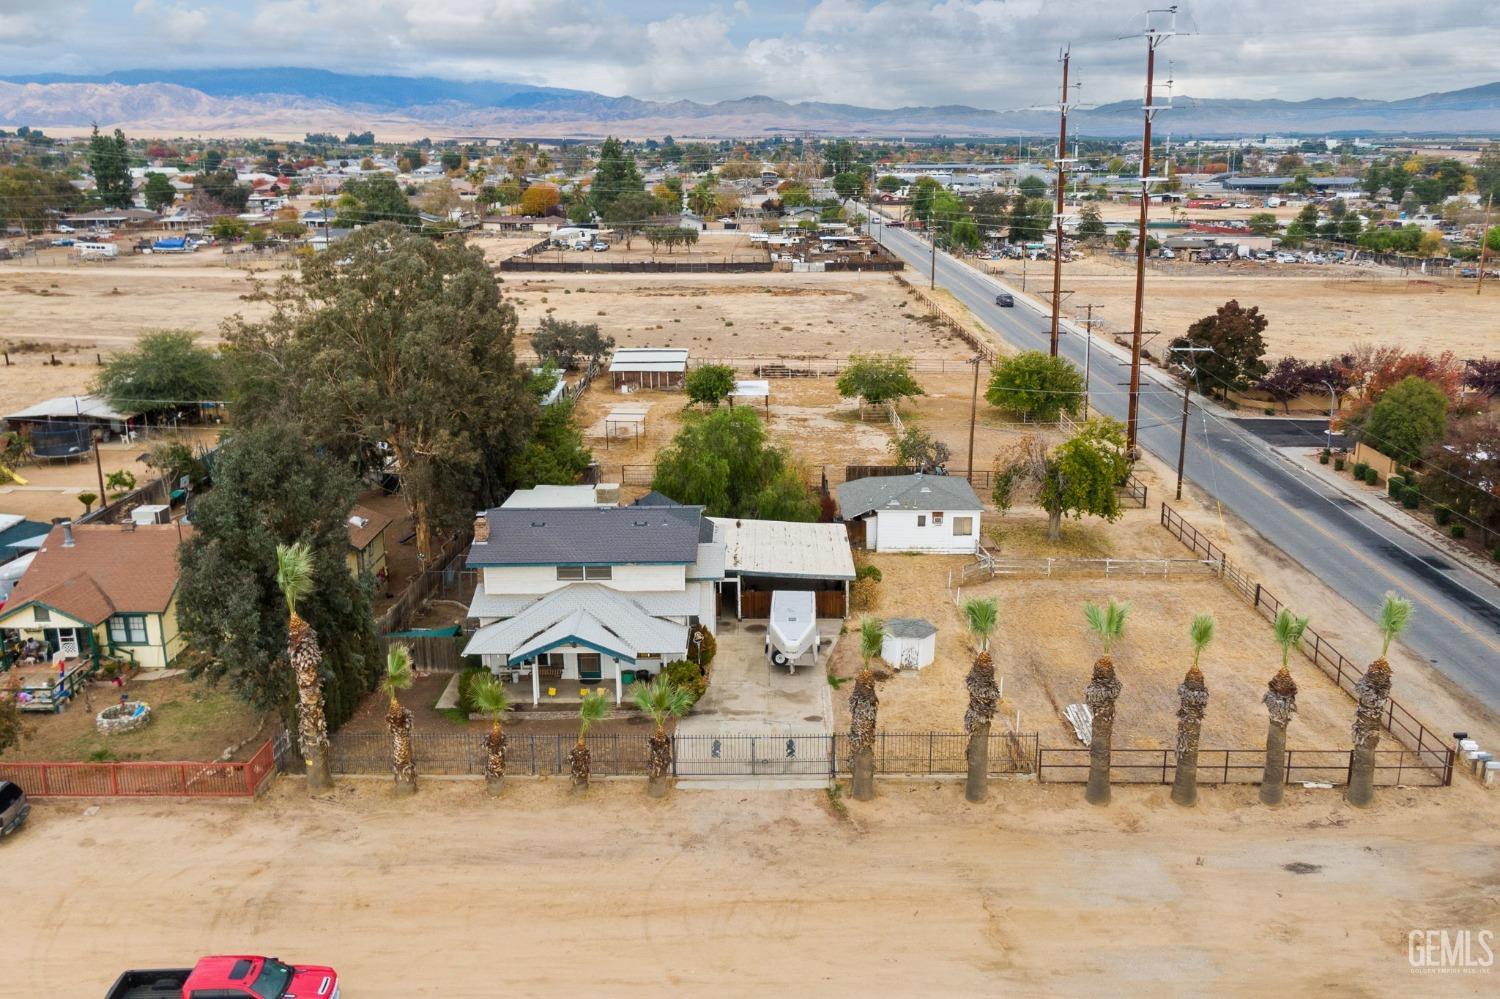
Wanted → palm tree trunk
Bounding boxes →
[289,612,331,792]
[963,653,999,803]
[1260,668,1298,806]
[965,721,991,803]
[646,730,672,798]
[484,722,506,796]
[568,739,591,789]
[1084,658,1121,805]
[1171,666,1208,807]
[1346,660,1392,808]
[849,670,879,801]
[388,700,416,796]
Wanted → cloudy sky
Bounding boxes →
[2,1,1497,108]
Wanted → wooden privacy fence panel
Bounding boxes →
[0,736,279,798]
[1160,501,1455,785]
[378,635,464,672]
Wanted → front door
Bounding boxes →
[577,653,602,683]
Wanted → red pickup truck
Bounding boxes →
[105,955,339,999]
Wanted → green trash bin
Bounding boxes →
[620,670,636,686]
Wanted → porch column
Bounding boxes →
[615,664,623,706]
[532,665,540,706]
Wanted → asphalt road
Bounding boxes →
[866,213,1500,717]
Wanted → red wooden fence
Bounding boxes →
[0,736,278,798]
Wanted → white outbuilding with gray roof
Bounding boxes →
[837,472,983,554]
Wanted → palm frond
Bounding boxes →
[1272,608,1310,667]
[274,541,315,615]
[859,616,886,666]
[578,691,611,738]
[1378,592,1412,657]
[1083,599,1129,654]
[826,671,848,690]
[1189,613,1216,665]
[469,674,514,719]
[381,644,414,700]
[631,675,693,729]
[962,597,999,652]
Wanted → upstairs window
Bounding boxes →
[584,566,613,580]
[556,566,584,581]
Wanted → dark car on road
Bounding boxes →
[0,780,29,839]
[995,293,1015,307]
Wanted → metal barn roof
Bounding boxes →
[609,347,689,373]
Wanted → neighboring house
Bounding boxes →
[461,506,725,704]
[837,473,983,554]
[0,522,191,671]
[0,515,49,566]
[502,484,620,510]
[3,395,140,454]
[345,504,393,583]
[609,347,689,390]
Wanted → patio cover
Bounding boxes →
[463,586,687,662]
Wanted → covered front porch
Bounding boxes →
[485,646,667,707]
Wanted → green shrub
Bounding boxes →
[663,658,708,705]
[1387,478,1403,498]
[1492,545,1500,563]
[456,667,487,715]
[1364,467,1380,485]
[1353,461,1369,478]
[1450,524,1466,540]
[1400,487,1419,509]
[1318,449,1331,465]
[857,565,883,583]
[687,623,716,667]
[1433,504,1452,526]
[1333,457,1346,471]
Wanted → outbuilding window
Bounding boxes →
[953,517,974,537]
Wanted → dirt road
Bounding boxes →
[9,779,1497,996]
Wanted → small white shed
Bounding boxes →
[882,618,937,671]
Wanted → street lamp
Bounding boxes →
[1318,380,1339,455]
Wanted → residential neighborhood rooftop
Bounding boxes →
[836,472,983,520]
[709,516,856,580]
[2,523,190,623]
[467,505,708,567]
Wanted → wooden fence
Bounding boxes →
[0,736,279,798]
[1159,501,1455,784]
[374,536,469,635]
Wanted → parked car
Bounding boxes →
[591,241,608,251]
[0,780,29,839]
[995,293,1015,307]
[50,237,74,246]
[106,955,339,999]
[1274,252,1299,264]
[55,224,75,233]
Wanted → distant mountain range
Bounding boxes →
[3,68,1500,139]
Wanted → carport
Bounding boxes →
[709,517,856,620]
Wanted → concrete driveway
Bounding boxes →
[678,618,840,735]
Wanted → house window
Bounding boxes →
[932,511,944,526]
[34,606,50,623]
[584,566,612,580]
[109,614,149,645]
[953,516,974,537]
[917,515,927,527]
[556,565,585,581]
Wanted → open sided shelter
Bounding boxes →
[610,348,688,390]
[710,516,855,620]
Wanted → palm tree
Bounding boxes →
[633,675,694,798]
[1346,593,1408,808]
[276,542,331,792]
[382,644,416,796]
[1259,608,1308,806]
[470,675,513,796]
[848,616,884,802]
[1170,614,1214,808]
[567,693,612,789]
[961,598,1000,804]
[1082,599,1127,806]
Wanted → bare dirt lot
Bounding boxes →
[982,250,1500,361]
[9,778,1498,996]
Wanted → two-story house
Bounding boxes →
[461,505,725,704]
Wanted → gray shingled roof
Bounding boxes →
[467,506,705,566]
[836,473,982,520]
[886,617,937,640]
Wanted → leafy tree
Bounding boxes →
[685,363,736,408]
[177,423,379,734]
[0,674,28,755]
[985,351,1085,422]
[1006,194,1053,243]
[651,407,817,522]
[907,176,943,223]
[195,169,251,213]
[1247,212,1279,236]
[93,329,222,413]
[511,399,592,488]
[210,217,246,239]
[1110,230,1133,251]
[1170,300,1270,396]
[948,217,981,251]
[686,178,719,217]
[876,174,903,193]
[1421,413,1500,536]
[1017,175,1047,198]
[1254,357,1316,413]
[531,317,613,371]
[439,150,462,172]
[225,221,535,561]
[590,136,644,216]
[77,492,97,514]
[0,165,78,233]
[836,353,924,407]
[603,189,663,247]
[832,171,865,199]
[643,225,699,254]
[992,418,1132,541]
[336,174,415,227]
[142,172,175,212]
[1363,376,1448,464]
[1076,203,1106,241]
[203,148,224,172]
[88,125,132,207]
[889,425,951,473]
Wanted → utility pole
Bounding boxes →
[966,354,981,481]
[1126,5,1178,454]
[930,229,937,290]
[1049,46,1072,357]
[1478,193,1494,296]
[1169,343,1211,500]
[1078,304,1104,416]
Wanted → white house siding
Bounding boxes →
[869,509,980,554]
[696,580,718,635]
[480,562,686,596]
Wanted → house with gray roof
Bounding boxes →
[462,505,724,705]
[836,472,983,554]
